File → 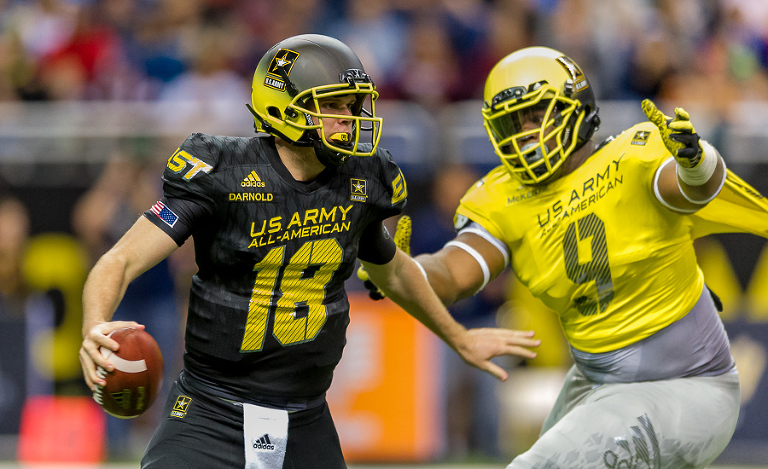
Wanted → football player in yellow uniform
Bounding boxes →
[367,46,747,467]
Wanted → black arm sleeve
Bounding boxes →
[357,220,397,265]
[143,196,210,246]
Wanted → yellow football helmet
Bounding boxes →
[481,46,600,184]
[248,34,382,166]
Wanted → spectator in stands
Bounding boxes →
[387,13,463,109]
[156,24,250,131]
[0,194,30,319]
[321,0,409,99]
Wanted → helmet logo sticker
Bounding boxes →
[556,56,588,92]
[264,48,300,92]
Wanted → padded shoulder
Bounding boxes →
[161,133,225,208]
[344,146,408,216]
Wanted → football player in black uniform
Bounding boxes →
[79,34,541,468]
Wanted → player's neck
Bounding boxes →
[275,139,326,182]
[561,141,595,177]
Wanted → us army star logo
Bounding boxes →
[556,55,589,91]
[631,130,650,146]
[170,395,192,419]
[351,178,367,202]
[268,49,299,77]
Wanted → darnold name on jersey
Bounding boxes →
[229,192,274,202]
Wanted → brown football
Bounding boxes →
[94,327,164,419]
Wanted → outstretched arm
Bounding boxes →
[414,230,508,306]
[79,216,179,390]
[359,216,507,305]
[361,247,538,381]
[642,99,726,212]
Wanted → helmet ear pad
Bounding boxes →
[574,103,600,150]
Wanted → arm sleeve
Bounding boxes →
[357,220,397,265]
[143,196,211,246]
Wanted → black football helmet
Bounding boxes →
[249,34,382,166]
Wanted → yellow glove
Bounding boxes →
[641,99,703,168]
[393,215,412,255]
[357,215,412,300]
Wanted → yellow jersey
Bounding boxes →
[457,122,704,353]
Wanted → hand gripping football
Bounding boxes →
[94,327,164,419]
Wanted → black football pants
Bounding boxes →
[141,373,346,468]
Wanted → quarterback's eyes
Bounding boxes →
[317,96,356,114]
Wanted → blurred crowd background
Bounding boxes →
[1,0,768,106]
[2,0,768,465]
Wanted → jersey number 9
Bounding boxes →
[563,213,614,316]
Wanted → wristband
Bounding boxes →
[676,140,718,186]
[677,156,727,205]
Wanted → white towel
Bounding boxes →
[242,403,289,468]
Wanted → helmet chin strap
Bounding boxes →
[309,132,350,166]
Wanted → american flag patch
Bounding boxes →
[150,201,178,228]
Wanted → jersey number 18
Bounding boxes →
[241,239,342,351]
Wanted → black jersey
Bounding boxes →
[144,133,407,409]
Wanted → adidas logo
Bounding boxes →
[241,170,265,188]
[252,433,275,451]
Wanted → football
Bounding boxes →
[94,327,164,419]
